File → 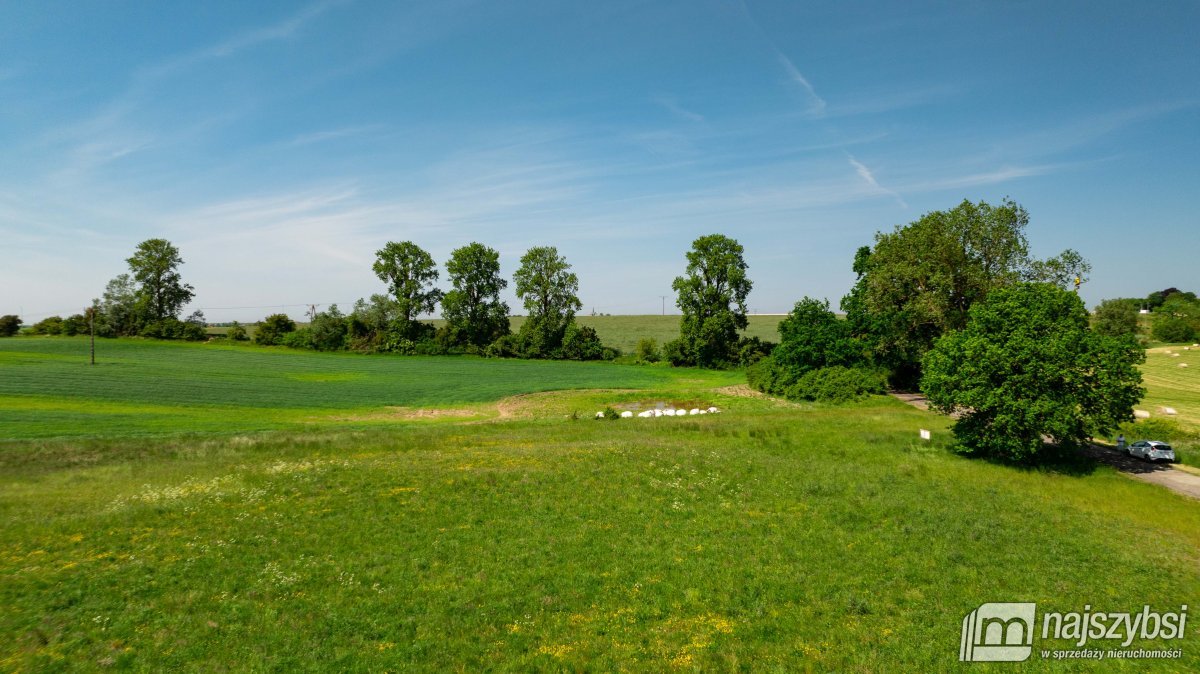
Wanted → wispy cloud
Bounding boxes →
[847,154,907,208]
[139,0,348,80]
[774,51,826,115]
[284,124,387,147]
[652,94,704,123]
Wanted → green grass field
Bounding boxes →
[2,338,1199,670]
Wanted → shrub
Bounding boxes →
[255,314,296,346]
[662,338,689,367]
[29,316,64,335]
[485,334,525,359]
[227,322,249,341]
[308,306,348,351]
[281,328,314,350]
[0,315,20,337]
[736,336,775,366]
[787,366,888,403]
[139,318,206,341]
[634,338,660,364]
[1092,299,1140,339]
[557,323,607,360]
[61,314,89,336]
[1152,317,1197,343]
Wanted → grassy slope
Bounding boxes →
[1139,345,1200,431]
[0,338,738,440]
[2,397,1198,671]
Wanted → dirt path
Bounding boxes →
[891,393,1200,501]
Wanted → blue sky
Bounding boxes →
[2,0,1197,322]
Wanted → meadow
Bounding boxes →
[2,337,1199,671]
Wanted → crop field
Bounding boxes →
[1139,345,1200,431]
[0,338,739,440]
[2,338,1199,670]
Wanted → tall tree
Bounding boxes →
[671,234,752,368]
[513,246,581,352]
[922,283,1144,462]
[845,198,1088,387]
[442,242,510,348]
[127,239,195,323]
[100,274,139,336]
[372,241,442,329]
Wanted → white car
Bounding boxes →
[1127,440,1176,463]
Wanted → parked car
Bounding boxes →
[1127,440,1176,463]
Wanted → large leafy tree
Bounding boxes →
[127,239,195,324]
[922,283,1144,462]
[99,274,139,336]
[1150,296,1200,343]
[773,297,859,375]
[671,234,752,368]
[442,242,510,348]
[0,315,20,337]
[845,198,1088,386]
[513,246,581,352]
[1092,298,1140,339]
[372,241,442,336]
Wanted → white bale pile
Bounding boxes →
[593,406,723,420]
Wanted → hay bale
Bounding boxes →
[1160,407,1177,416]
[1181,363,1190,368]
[1134,410,1151,419]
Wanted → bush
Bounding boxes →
[1152,317,1197,343]
[736,336,775,367]
[1092,299,1140,339]
[786,366,888,403]
[634,338,660,364]
[308,306,348,351]
[281,328,314,350]
[0,315,20,337]
[227,322,249,341]
[557,323,610,360]
[29,316,64,335]
[139,318,206,341]
[485,334,525,359]
[662,338,689,367]
[254,314,296,346]
[61,314,89,336]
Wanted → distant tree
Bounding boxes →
[1146,287,1195,311]
[1150,296,1200,343]
[100,274,140,336]
[513,246,582,354]
[922,283,1144,462]
[0,315,20,337]
[227,321,249,341]
[442,242,510,348]
[308,305,348,351]
[671,234,752,368]
[1092,299,1140,339]
[372,241,442,338]
[29,316,64,336]
[127,239,195,324]
[254,314,297,346]
[635,338,660,363]
[61,314,88,336]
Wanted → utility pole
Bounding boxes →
[659,295,667,316]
